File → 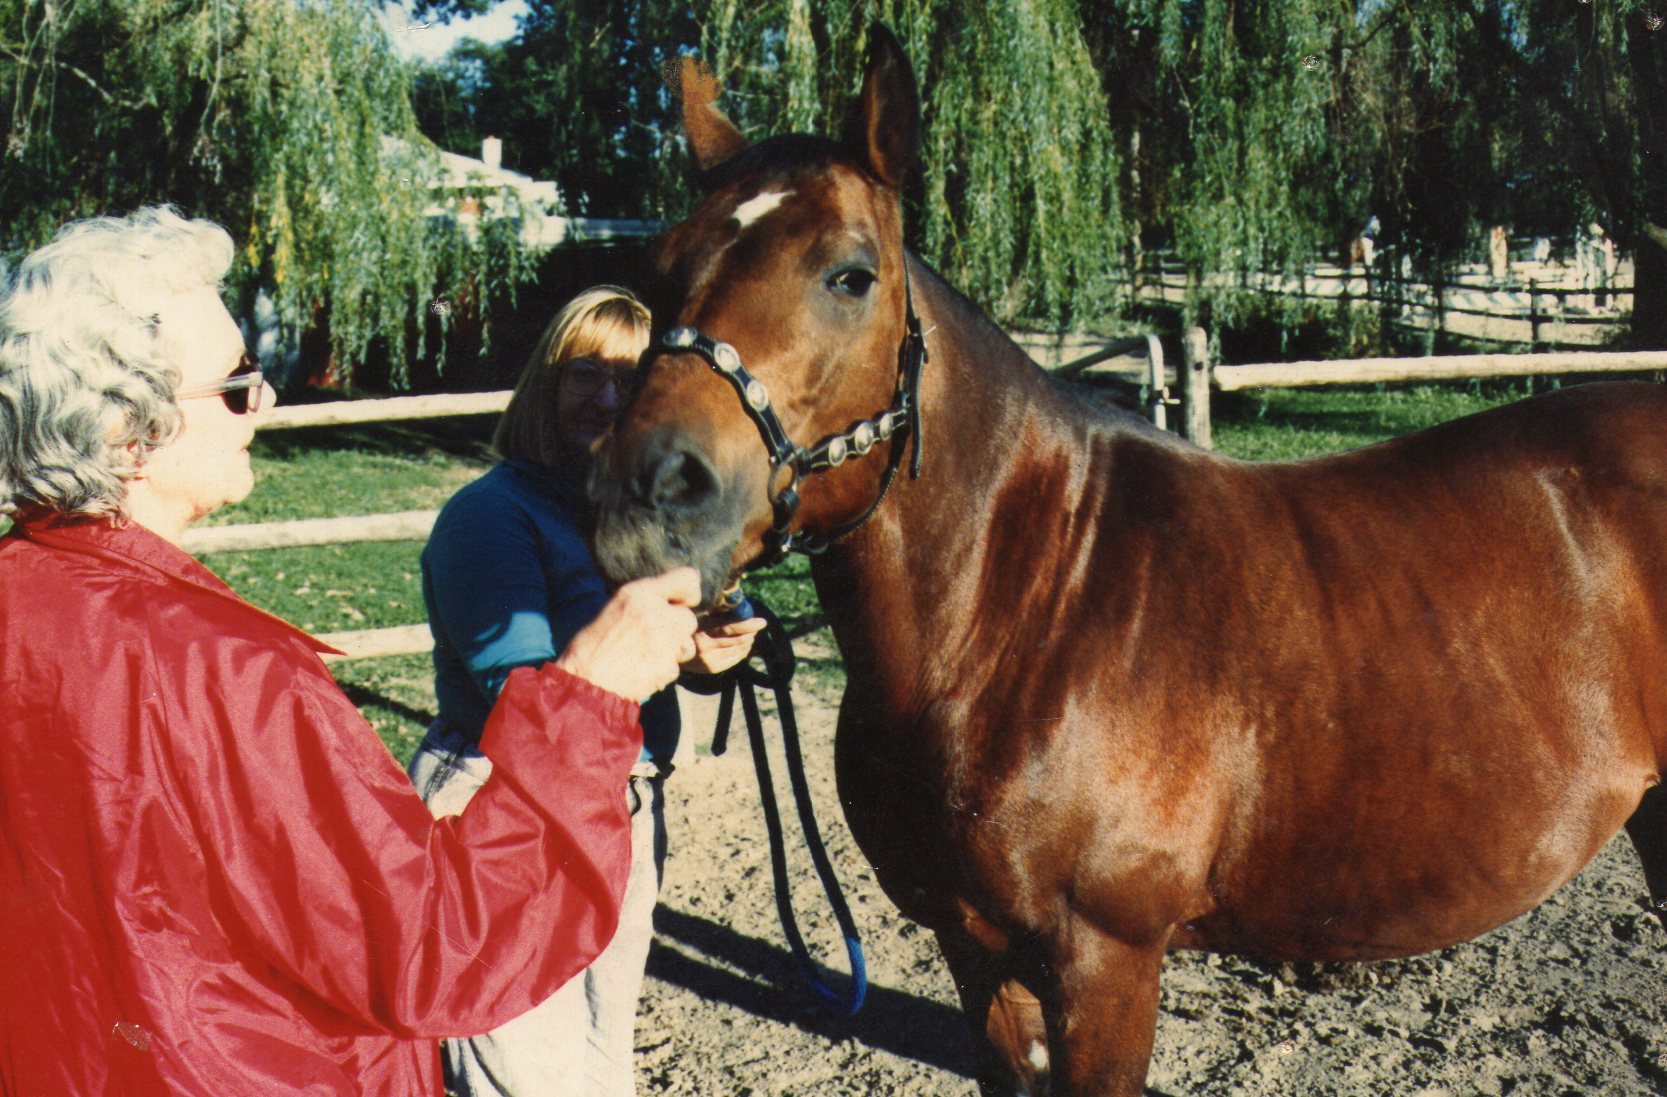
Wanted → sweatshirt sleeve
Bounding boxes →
[423,487,565,706]
[165,633,643,1039]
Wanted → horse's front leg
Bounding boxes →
[1043,920,1169,1097]
[936,928,1052,1096]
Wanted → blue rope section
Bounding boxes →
[689,598,868,1015]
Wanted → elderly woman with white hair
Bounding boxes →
[0,206,704,1097]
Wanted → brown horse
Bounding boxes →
[590,27,1667,1096]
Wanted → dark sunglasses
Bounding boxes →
[562,357,637,399]
[178,354,264,415]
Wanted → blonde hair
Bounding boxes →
[0,206,235,520]
[493,285,652,468]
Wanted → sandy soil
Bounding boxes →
[635,674,1667,1096]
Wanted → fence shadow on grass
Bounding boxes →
[334,683,434,732]
[646,905,975,1080]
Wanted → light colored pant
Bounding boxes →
[408,729,667,1097]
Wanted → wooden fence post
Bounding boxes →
[1529,279,1543,352]
[1146,333,1169,432]
[1181,326,1212,449]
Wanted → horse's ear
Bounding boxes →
[676,56,747,174]
[852,23,920,189]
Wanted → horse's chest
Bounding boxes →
[834,699,1062,926]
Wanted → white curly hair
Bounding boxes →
[0,206,235,520]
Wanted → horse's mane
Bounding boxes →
[905,252,1164,441]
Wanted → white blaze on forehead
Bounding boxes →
[731,189,790,229]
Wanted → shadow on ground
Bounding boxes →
[647,905,976,1080]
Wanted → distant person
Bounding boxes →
[1344,215,1378,272]
[1532,236,1552,266]
[412,286,763,1096]
[1584,222,1617,309]
[0,207,705,1096]
[1488,225,1510,281]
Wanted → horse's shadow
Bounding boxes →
[646,905,975,1079]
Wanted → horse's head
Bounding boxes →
[590,25,923,606]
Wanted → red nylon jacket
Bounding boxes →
[0,515,643,1095]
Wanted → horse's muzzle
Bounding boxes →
[589,428,745,606]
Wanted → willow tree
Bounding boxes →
[1082,1,1667,349]
[1,0,535,387]
[1078,1,1421,339]
[418,0,1127,326]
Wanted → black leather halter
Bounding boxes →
[641,276,929,566]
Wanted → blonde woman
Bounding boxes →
[411,286,761,1096]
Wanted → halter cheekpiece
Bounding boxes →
[642,275,929,565]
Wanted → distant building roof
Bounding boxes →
[399,135,659,249]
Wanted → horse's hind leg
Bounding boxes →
[1625,782,1667,928]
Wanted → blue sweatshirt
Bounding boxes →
[422,459,680,765]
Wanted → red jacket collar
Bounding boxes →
[12,513,343,656]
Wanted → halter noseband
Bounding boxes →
[642,276,929,566]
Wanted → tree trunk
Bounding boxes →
[1630,19,1667,348]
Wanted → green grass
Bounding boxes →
[328,654,442,768]
[201,543,427,633]
[197,418,494,527]
[1210,378,1548,461]
[210,378,1588,764]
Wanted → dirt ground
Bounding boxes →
[636,670,1667,1096]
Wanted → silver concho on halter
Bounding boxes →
[851,421,877,456]
[714,343,742,373]
[666,326,698,348]
[745,379,770,409]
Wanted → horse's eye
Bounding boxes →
[828,267,877,298]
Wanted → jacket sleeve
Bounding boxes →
[162,630,642,1039]
[423,486,604,706]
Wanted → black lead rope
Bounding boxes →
[684,597,868,1015]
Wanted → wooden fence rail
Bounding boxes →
[260,390,511,431]
[1173,331,1667,448]
[1212,349,1667,392]
[183,509,439,554]
[1139,258,1631,349]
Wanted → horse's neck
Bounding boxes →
[811,264,1157,700]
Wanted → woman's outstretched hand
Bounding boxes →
[681,614,768,676]
[556,568,702,700]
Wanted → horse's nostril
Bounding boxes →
[648,444,721,514]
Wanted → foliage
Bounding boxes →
[1080,1,1667,345]
[696,1,1129,326]
[0,0,540,388]
[404,0,1667,346]
[410,0,699,218]
[408,0,1127,326]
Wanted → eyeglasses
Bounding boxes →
[562,357,637,399]
[178,354,264,415]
